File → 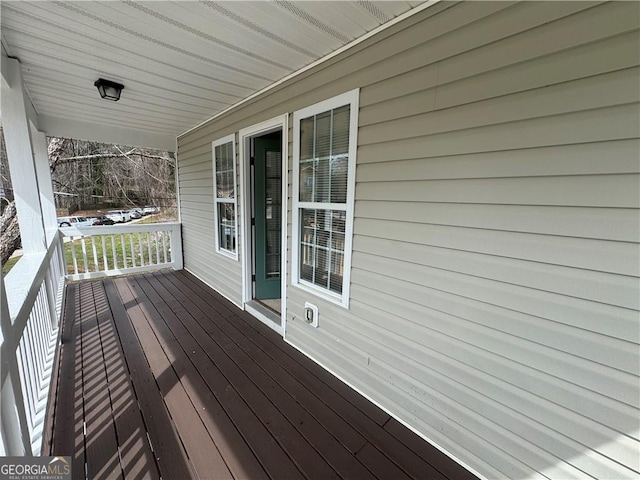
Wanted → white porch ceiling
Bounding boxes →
[1,1,424,150]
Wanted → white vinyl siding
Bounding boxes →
[177,2,640,479]
[179,131,243,307]
[292,90,359,307]
[212,134,238,259]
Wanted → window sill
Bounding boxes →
[216,249,238,261]
[292,280,349,309]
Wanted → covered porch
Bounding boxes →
[44,270,473,480]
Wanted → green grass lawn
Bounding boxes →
[2,256,21,275]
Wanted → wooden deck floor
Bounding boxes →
[44,270,476,480]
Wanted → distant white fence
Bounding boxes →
[59,222,183,281]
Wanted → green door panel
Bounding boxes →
[254,137,282,300]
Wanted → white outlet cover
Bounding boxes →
[304,302,319,328]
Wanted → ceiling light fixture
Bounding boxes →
[94,78,124,101]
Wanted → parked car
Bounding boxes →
[129,208,143,219]
[92,216,115,226]
[57,216,96,227]
[143,205,160,215]
[106,210,132,223]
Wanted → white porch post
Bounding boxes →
[30,126,58,243]
[1,55,47,254]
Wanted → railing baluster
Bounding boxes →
[162,231,168,263]
[102,234,109,271]
[18,327,37,428]
[154,231,161,265]
[129,234,136,268]
[147,232,153,266]
[91,235,100,272]
[80,237,89,274]
[121,234,128,269]
[111,235,118,270]
[32,294,47,382]
[138,233,144,266]
[70,237,78,275]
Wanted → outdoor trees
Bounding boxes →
[0,129,175,265]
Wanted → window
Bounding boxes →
[212,134,238,259]
[292,89,359,307]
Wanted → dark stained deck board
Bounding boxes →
[130,274,317,479]
[50,283,80,462]
[113,276,236,480]
[129,274,279,480]
[103,280,193,479]
[92,282,159,480]
[168,270,450,479]
[48,271,477,480]
[145,273,371,480]
[158,272,369,454]
[79,282,122,480]
[383,417,479,480]
[172,270,391,426]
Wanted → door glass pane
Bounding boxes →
[265,150,281,278]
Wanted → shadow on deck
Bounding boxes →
[44,270,476,480]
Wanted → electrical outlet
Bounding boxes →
[304,302,319,328]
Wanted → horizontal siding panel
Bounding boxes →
[349,285,639,438]
[358,103,639,160]
[358,98,639,147]
[349,266,637,375]
[437,3,638,86]
[356,140,640,180]
[367,357,634,480]
[349,265,638,407]
[434,31,640,111]
[351,246,639,373]
[180,192,220,204]
[361,30,639,114]
[360,68,639,133]
[356,1,599,107]
[179,169,213,182]
[179,177,214,189]
[329,312,633,479]
[353,235,639,311]
[180,208,213,222]
[178,140,216,158]
[179,200,215,215]
[355,201,639,243]
[348,278,640,432]
[178,155,210,171]
[355,218,638,276]
[356,174,640,208]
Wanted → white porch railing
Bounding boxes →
[59,222,183,281]
[1,234,66,455]
[1,222,183,456]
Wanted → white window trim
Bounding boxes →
[291,88,359,309]
[212,133,239,260]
